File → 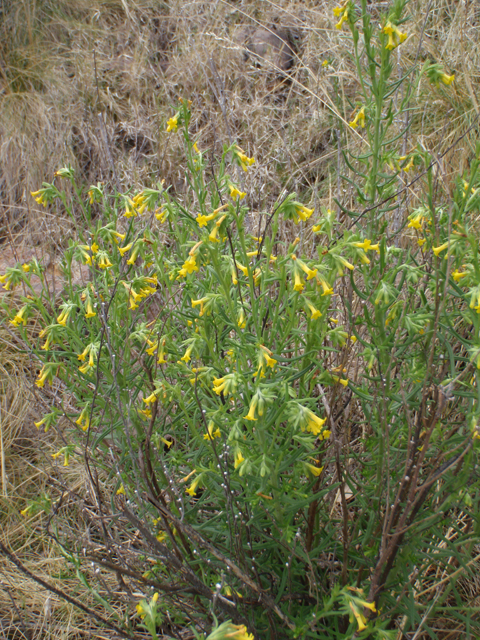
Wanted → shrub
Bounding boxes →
[4,1,480,638]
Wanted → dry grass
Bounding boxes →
[1,0,480,637]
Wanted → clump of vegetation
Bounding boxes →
[2,0,480,638]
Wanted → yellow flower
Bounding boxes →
[197,211,218,228]
[192,296,209,317]
[155,207,167,223]
[294,205,314,222]
[238,307,246,328]
[97,252,113,269]
[235,261,249,277]
[349,107,365,129]
[407,211,426,230]
[337,255,355,272]
[332,375,349,387]
[433,242,449,257]
[143,392,158,404]
[229,184,246,200]
[116,484,126,495]
[166,114,179,132]
[304,409,327,436]
[317,276,334,296]
[57,307,72,326]
[403,157,414,172]
[333,1,349,30]
[207,622,254,640]
[383,21,407,50]
[243,396,258,421]
[118,242,133,257]
[52,448,70,466]
[293,271,305,292]
[75,406,90,431]
[126,242,142,265]
[260,345,276,366]
[234,451,245,468]
[440,73,455,85]
[85,299,96,319]
[31,189,46,206]
[208,223,220,243]
[307,303,321,320]
[186,477,200,496]
[178,255,198,278]
[10,306,28,327]
[353,239,380,253]
[35,366,50,388]
[181,344,194,362]
[20,505,33,517]
[292,255,318,280]
[203,421,221,440]
[212,373,238,396]
[349,602,367,631]
[77,343,97,372]
[304,462,323,477]
[452,269,467,282]
[234,145,255,171]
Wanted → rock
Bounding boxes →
[234,25,295,72]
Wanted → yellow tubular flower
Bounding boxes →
[440,73,455,85]
[85,299,96,319]
[293,271,305,292]
[338,255,355,271]
[259,345,277,368]
[234,451,245,468]
[353,239,380,253]
[208,224,220,243]
[452,269,466,282]
[333,1,349,30]
[143,392,158,405]
[166,114,179,132]
[238,308,246,328]
[349,602,367,631]
[243,396,258,421]
[118,242,133,257]
[305,409,327,436]
[229,184,246,200]
[97,253,113,269]
[192,296,208,316]
[383,21,407,50]
[197,211,218,228]
[35,366,49,388]
[317,276,334,296]
[295,205,314,222]
[10,306,28,327]
[349,107,365,129]
[203,421,221,440]
[181,344,194,362]
[433,242,449,257]
[126,242,142,265]
[304,462,323,477]
[407,211,425,230]
[307,303,321,320]
[186,477,200,496]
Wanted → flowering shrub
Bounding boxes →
[3,1,480,638]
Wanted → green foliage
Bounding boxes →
[4,2,480,638]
